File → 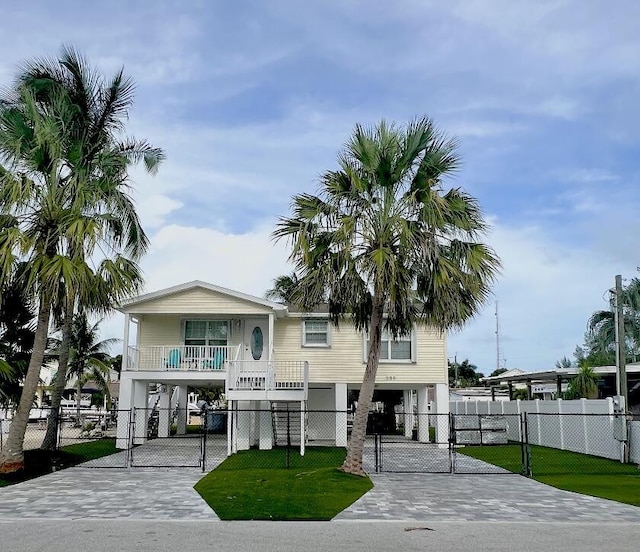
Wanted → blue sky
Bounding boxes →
[2,0,639,373]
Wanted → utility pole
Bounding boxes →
[454,353,458,388]
[495,301,501,373]
[614,275,628,407]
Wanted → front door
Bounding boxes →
[243,318,269,362]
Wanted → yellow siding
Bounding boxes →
[124,288,273,315]
[137,314,244,348]
[273,318,446,385]
[137,315,182,346]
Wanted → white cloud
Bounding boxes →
[133,194,183,230]
[143,222,290,293]
[448,220,637,373]
[563,169,620,184]
[99,220,292,350]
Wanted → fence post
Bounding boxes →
[557,399,565,450]
[582,399,590,456]
[449,413,455,474]
[286,407,291,469]
[56,406,62,450]
[375,433,381,473]
[522,412,532,477]
[127,408,134,468]
[201,413,207,473]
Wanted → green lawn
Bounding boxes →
[0,438,118,487]
[458,444,640,507]
[194,447,373,520]
[60,438,119,462]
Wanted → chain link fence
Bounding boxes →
[1,407,636,476]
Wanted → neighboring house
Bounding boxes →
[115,281,449,452]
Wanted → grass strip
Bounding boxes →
[195,447,372,520]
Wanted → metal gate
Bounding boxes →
[129,407,205,468]
[372,413,527,475]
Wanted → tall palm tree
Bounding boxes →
[274,118,500,476]
[0,86,77,473]
[0,47,162,471]
[42,257,143,449]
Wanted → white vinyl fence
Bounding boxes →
[631,422,640,464]
[450,398,634,462]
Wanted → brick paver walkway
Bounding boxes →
[2,438,640,522]
[336,473,640,522]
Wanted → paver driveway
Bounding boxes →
[336,473,640,522]
[1,438,640,522]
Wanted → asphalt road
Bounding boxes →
[1,520,638,552]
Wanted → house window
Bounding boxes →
[302,319,330,347]
[366,327,414,362]
[184,320,229,347]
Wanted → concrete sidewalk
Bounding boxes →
[1,520,638,552]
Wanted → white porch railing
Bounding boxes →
[227,360,309,392]
[126,345,241,372]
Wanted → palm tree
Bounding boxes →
[65,313,117,420]
[42,257,144,449]
[0,264,36,408]
[0,47,162,471]
[569,365,599,399]
[555,356,573,369]
[265,273,300,303]
[587,278,640,363]
[274,118,500,475]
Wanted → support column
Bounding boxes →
[132,380,149,444]
[227,400,233,456]
[403,390,415,438]
[434,383,450,446]
[300,401,306,456]
[258,400,272,449]
[335,383,348,447]
[176,385,188,434]
[116,374,133,449]
[122,314,130,368]
[268,313,275,361]
[417,386,429,442]
[157,385,172,438]
[236,400,252,450]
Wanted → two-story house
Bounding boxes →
[115,281,449,453]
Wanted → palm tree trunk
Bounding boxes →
[0,295,52,473]
[42,295,74,450]
[76,375,82,422]
[341,293,385,476]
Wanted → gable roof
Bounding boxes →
[118,280,288,314]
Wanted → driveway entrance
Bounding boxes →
[335,473,640,522]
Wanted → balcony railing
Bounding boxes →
[126,345,241,372]
[227,360,309,392]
